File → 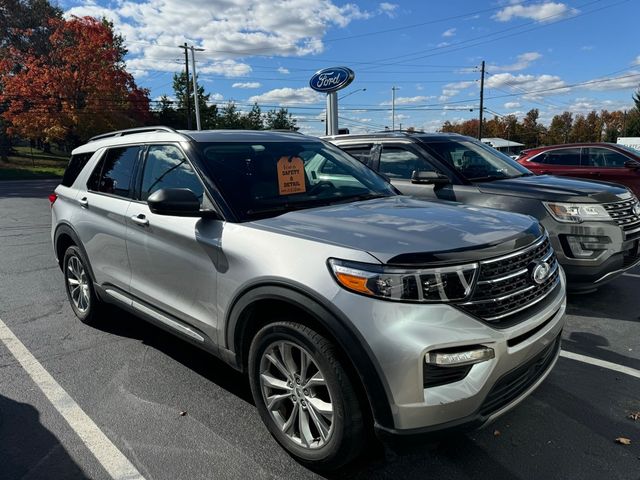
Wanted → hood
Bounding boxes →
[477,174,629,202]
[251,196,542,265]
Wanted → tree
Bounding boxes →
[167,72,218,129]
[547,112,573,144]
[219,102,243,129]
[242,103,263,130]
[0,16,151,146]
[265,108,297,130]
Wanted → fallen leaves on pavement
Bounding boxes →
[615,437,631,445]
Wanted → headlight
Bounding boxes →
[328,259,478,303]
[543,202,611,223]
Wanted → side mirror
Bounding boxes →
[411,170,450,185]
[624,160,640,170]
[147,188,213,217]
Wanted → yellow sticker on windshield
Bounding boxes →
[277,156,306,195]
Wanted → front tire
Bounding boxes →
[248,321,366,470]
[63,246,101,325]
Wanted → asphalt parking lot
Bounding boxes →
[0,179,638,480]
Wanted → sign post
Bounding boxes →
[309,67,355,136]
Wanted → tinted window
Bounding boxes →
[379,147,434,179]
[87,146,139,197]
[536,148,580,166]
[341,146,374,164]
[582,147,629,168]
[141,145,204,202]
[197,141,396,220]
[424,139,529,180]
[62,152,94,187]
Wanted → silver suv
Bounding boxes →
[51,126,566,470]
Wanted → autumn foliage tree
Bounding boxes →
[0,16,151,147]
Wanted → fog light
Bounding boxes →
[565,235,609,258]
[426,346,495,367]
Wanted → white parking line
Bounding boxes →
[622,273,640,279]
[0,317,145,480]
[560,350,640,379]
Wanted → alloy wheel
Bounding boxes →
[66,255,90,313]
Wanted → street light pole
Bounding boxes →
[189,45,205,131]
[338,88,366,101]
[178,43,192,129]
[391,86,398,131]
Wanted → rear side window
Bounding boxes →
[379,147,435,179]
[341,145,374,164]
[140,145,204,202]
[87,146,140,198]
[582,147,629,168]
[62,152,94,187]
[535,148,580,166]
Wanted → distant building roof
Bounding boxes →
[481,137,524,148]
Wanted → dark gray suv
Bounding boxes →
[328,132,640,292]
[52,127,566,470]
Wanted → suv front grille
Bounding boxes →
[458,235,560,326]
[603,197,640,239]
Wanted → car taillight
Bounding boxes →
[49,193,58,207]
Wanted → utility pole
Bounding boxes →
[178,43,192,129]
[478,60,485,140]
[391,86,398,131]
[189,45,205,130]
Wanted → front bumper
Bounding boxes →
[330,268,567,433]
[543,218,640,291]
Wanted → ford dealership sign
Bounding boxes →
[309,67,355,93]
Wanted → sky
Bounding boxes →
[58,0,640,136]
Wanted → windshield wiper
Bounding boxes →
[326,193,391,204]
[468,174,509,182]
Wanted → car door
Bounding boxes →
[582,147,640,194]
[374,143,457,200]
[125,143,221,343]
[525,147,584,178]
[74,146,140,293]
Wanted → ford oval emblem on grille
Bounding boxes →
[309,67,355,93]
[633,203,640,216]
[531,261,551,285]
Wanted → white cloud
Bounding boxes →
[504,101,521,109]
[439,81,475,101]
[485,73,568,99]
[277,67,290,74]
[634,56,640,66]
[442,28,456,37]
[437,41,450,48]
[66,0,375,79]
[209,93,224,101]
[490,52,542,72]
[582,71,640,91]
[248,87,323,105]
[493,2,578,23]
[378,2,398,18]
[581,45,594,51]
[232,82,261,89]
[380,95,433,105]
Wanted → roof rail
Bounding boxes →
[88,126,179,142]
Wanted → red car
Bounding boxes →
[517,143,640,197]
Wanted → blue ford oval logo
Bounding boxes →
[531,261,551,285]
[309,67,355,93]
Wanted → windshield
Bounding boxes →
[616,144,640,156]
[423,138,533,181]
[197,140,397,220]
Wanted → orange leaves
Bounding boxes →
[1,16,150,143]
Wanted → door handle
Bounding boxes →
[78,197,88,208]
[589,172,601,177]
[130,214,149,226]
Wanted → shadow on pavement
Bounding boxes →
[0,393,90,479]
[562,332,640,370]
[91,305,253,404]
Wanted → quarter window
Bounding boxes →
[87,146,140,198]
[141,145,204,202]
[62,152,94,187]
[379,147,434,179]
[535,148,580,166]
[582,147,629,168]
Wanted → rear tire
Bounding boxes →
[63,245,101,325]
[248,321,366,471]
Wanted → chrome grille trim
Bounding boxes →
[480,235,546,265]
[457,234,560,326]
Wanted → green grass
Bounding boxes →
[12,145,68,162]
[0,165,64,180]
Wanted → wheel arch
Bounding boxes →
[53,223,97,284]
[225,280,395,429]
